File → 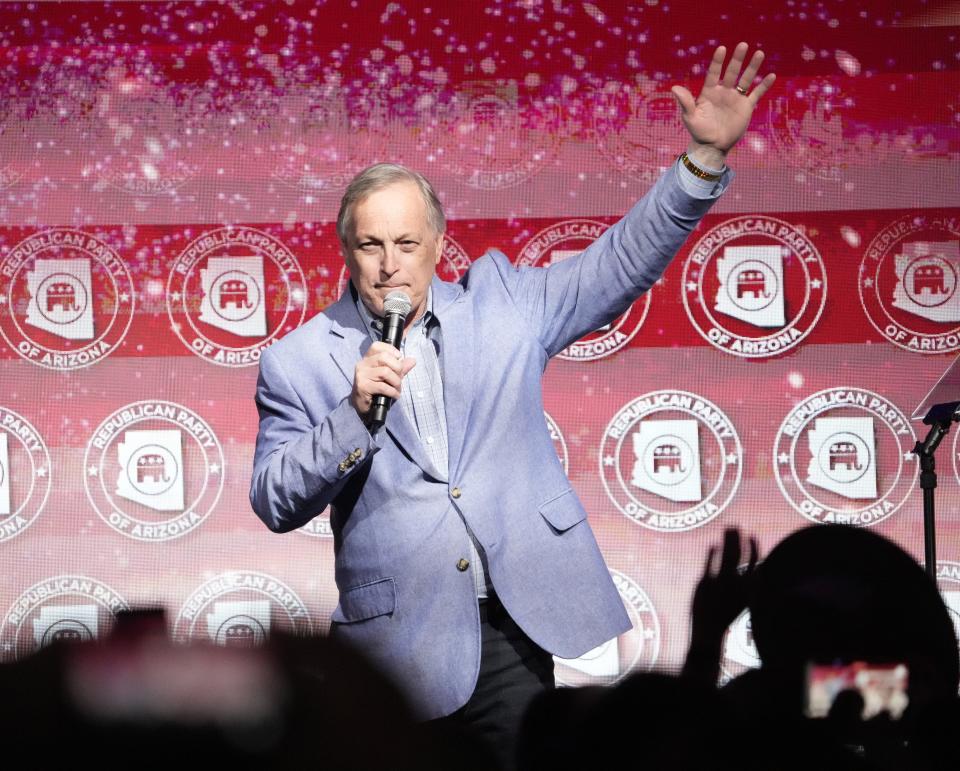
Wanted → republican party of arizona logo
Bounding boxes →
[554,569,660,687]
[0,575,129,662]
[517,220,650,361]
[81,84,201,195]
[767,79,848,181]
[167,226,307,367]
[859,214,960,354]
[774,388,917,526]
[593,84,687,184]
[83,401,225,542]
[544,411,569,474]
[271,87,393,193]
[337,233,472,296]
[600,391,742,531]
[936,562,960,665]
[0,407,52,543]
[436,79,561,189]
[0,229,135,370]
[682,216,826,358]
[173,571,312,646]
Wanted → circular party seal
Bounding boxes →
[83,401,225,542]
[173,571,313,646]
[773,387,917,527]
[682,215,827,359]
[554,569,660,687]
[766,80,849,182]
[600,391,743,532]
[0,575,129,662]
[271,87,393,194]
[436,80,562,190]
[167,225,308,367]
[0,407,52,543]
[0,228,135,370]
[336,232,472,296]
[592,85,686,185]
[517,219,650,361]
[859,213,960,354]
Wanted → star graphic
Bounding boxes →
[36,467,47,478]
[726,453,738,464]
[171,291,182,302]
[643,628,655,640]
[119,292,130,303]
[209,463,221,474]
[810,279,822,289]
[603,455,616,467]
[686,281,697,293]
[863,277,874,288]
[904,452,916,461]
[87,465,98,476]
[778,453,790,464]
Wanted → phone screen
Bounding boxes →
[805,661,909,720]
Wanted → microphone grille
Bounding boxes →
[383,290,413,317]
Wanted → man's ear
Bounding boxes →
[434,233,444,265]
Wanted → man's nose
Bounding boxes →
[380,245,400,275]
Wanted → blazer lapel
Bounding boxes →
[324,287,444,481]
[432,277,475,482]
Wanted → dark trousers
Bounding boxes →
[433,594,556,771]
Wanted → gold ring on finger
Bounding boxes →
[735,85,749,96]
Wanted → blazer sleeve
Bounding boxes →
[248,344,378,533]
[492,160,733,358]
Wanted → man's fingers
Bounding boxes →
[721,41,749,87]
[737,49,765,90]
[400,356,417,376]
[671,85,696,116]
[703,45,726,89]
[749,72,777,106]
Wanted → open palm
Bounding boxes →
[672,43,776,156]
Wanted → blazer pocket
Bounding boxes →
[331,577,397,623]
[538,488,586,533]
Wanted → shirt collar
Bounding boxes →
[355,287,434,339]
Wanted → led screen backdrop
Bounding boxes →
[0,0,959,687]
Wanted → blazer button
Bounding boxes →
[456,558,470,572]
[451,487,462,499]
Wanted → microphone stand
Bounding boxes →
[914,400,960,580]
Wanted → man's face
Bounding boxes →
[343,180,443,326]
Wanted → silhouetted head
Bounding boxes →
[749,524,958,710]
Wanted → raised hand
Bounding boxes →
[682,528,760,686]
[672,42,776,169]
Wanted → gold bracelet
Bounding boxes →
[679,151,723,182]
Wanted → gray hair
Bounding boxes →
[336,163,446,250]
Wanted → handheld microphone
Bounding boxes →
[369,290,413,429]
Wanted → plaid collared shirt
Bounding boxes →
[357,290,491,598]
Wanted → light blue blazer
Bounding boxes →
[249,163,730,718]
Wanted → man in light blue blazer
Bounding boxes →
[250,43,774,760]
